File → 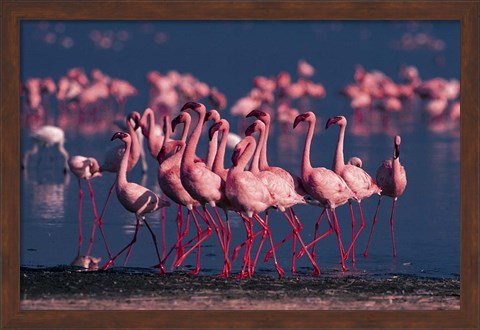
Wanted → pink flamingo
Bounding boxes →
[293,112,355,271]
[68,155,104,256]
[225,136,284,278]
[21,125,70,174]
[245,120,320,275]
[95,112,142,256]
[326,115,381,263]
[102,132,170,271]
[178,102,230,275]
[364,135,407,257]
[156,113,210,275]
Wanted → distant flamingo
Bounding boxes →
[326,115,381,263]
[68,155,104,256]
[178,102,230,275]
[22,125,70,173]
[294,112,355,271]
[225,136,284,278]
[364,135,407,257]
[102,132,170,271]
[246,120,319,275]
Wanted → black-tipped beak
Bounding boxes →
[325,116,341,129]
[157,147,166,164]
[171,116,181,133]
[181,101,201,111]
[245,123,256,136]
[394,143,400,159]
[293,113,309,129]
[111,132,126,141]
[209,122,222,141]
[246,109,266,118]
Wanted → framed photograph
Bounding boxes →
[2,1,478,328]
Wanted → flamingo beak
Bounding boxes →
[246,109,266,118]
[245,123,256,136]
[325,116,342,129]
[171,116,181,133]
[157,147,166,164]
[209,122,222,141]
[394,143,400,159]
[111,132,126,141]
[293,113,309,129]
[181,101,201,111]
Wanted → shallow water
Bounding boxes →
[20,21,460,278]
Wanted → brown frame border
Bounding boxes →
[1,1,478,328]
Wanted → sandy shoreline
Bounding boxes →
[20,266,460,310]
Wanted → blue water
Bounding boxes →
[20,21,460,278]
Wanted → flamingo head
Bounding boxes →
[157,140,184,164]
[181,101,204,113]
[127,111,142,130]
[394,135,401,159]
[325,115,346,129]
[246,109,268,119]
[204,109,220,123]
[209,121,223,141]
[245,120,265,137]
[111,131,129,142]
[171,112,188,132]
[88,157,102,175]
[293,112,313,128]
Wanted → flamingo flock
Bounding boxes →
[22,96,409,278]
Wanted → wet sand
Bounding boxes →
[20,266,459,310]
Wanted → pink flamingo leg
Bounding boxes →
[97,180,116,228]
[235,213,254,278]
[102,218,141,270]
[76,179,83,255]
[160,193,167,260]
[364,196,382,257]
[330,208,347,271]
[281,211,320,275]
[390,198,398,257]
[85,180,112,258]
[344,201,366,261]
[298,209,333,259]
[310,208,326,259]
[252,211,269,274]
[142,217,164,273]
[253,214,284,279]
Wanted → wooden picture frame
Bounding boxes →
[1,1,478,328]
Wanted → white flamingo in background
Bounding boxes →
[293,112,355,271]
[326,115,381,263]
[364,135,407,258]
[102,132,170,271]
[22,125,70,173]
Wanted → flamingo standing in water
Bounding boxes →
[177,102,230,275]
[156,112,210,274]
[245,120,320,275]
[326,115,381,263]
[293,112,355,271]
[68,155,103,256]
[102,132,170,271]
[364,135,407,257]
[21,125,70,173]
[225,136,284,278]
[96,112,142,236]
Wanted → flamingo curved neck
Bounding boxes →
[180,116,191,143]
[332,123,346,172]
[118,138,131,187]
[213,125,229,175]
[237,141,256,171]
[183,109,205,165]
[260,119,271,170]
[206,124,219,170]
[301,119,314,174]
[126,117,140,167]
[250,126,266,174]
[163,115,171,144]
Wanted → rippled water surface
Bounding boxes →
[20,21,459,278]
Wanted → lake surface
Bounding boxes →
[20,20,460,278]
